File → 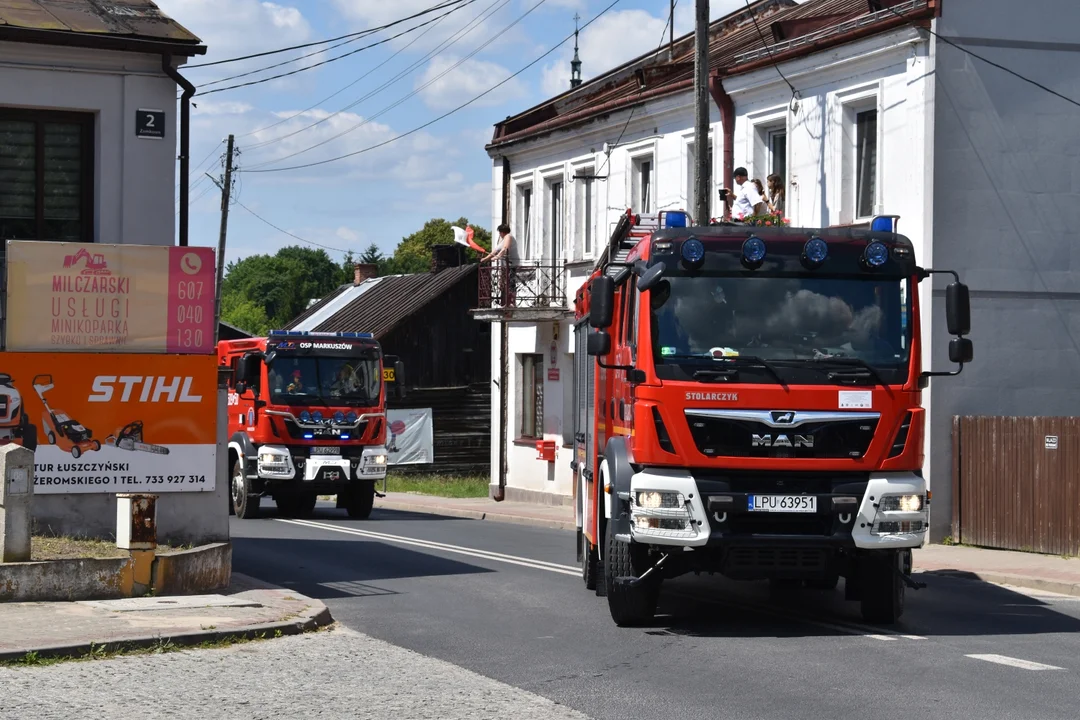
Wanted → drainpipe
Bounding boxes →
[708,73,735,221]
[494,156,511,502]
[162,54,195,247]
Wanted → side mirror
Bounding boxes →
[589,276,615,328]
[236,351,263,394]
[945,282,970,336]
[637,262,666,293]
[235,380,248,395]
[949,337,973,365]
[586,331,611,356]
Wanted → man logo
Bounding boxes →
[752,434,814,448]
[771,411,796,424]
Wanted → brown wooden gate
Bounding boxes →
[953,416,1080,556]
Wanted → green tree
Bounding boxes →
[385,218,491,275]
[221,292,271,336]
[359,243,384,264]
[221,246,347,330]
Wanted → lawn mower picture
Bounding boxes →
[33,374,100,459]
[0,373,37,452]
[105,421,170,456]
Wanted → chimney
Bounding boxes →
[354,263,377,285]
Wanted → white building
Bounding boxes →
[482,0,1080,540]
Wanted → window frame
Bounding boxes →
[0,107,95,243]
[854,108,879,221]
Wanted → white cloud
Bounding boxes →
[417,56,526,111]
[192,100,254,116]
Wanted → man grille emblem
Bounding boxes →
[771,411,796,424]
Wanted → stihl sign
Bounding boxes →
[89,376,203,403]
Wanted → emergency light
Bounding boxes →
[269,330,375,339]
[864,241,889,268]
[681,237,704,266]
[802,237,828,268]
[742,236,766,269]
[334,411,345,423]
[346,411,358,423]
[300,411,311,422]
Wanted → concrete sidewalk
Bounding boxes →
[375,492,1080,598]
[0,572,332,662]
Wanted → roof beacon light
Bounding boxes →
[299,411,312,423]
[334,411,345,423]
[864,241,889,268]
[681,237,704,266]
[802,237,828,268]
[312,411,324,423]
[742,236,766,269]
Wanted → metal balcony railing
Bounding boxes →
[478,261,568,310]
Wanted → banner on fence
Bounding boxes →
[5,240,216,354]
[0,353,217,494]
[386,408,433,465]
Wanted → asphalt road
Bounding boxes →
[232,503,1080,720]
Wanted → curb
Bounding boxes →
[375,499,575,532]
[918,568,1080,599]
[0,596,334,663]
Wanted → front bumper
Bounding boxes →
[255,445,389,486]
[627,468,927,551]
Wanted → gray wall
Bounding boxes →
[31,389,230,546]
[928,0,1080,539]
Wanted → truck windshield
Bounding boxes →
[267,355,381,407]
[649,274,911,384]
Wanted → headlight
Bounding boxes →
[372,454,387,465]
[636,491,681,509]
[879,494,923,512]
[259,452,286,464]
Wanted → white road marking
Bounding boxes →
[276,518,581,577]
[865,634,896,641]
[965,654,1065,671]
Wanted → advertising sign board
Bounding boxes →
[386,408,433,465]
[5,241,216,354]
[0,353,217,494]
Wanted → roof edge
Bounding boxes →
[0,26,207,56]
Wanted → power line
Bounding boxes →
[235,199,350,254]
[197,2,476,95]
[184,0,469,69]
[880,3,1080,110]
[240,0,499,150]
[245,0,540,171]
[743,0,799,106]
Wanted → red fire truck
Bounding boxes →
[220,330,404,520]
[572,210,973,626]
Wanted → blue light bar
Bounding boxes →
[742,236,766,268]
[864,241,889,268]
[269,330,374,339]
[340,434,351,440]
[803,237,828,267]
[303,433,314,440]
[664,211,689,228]
[681,237,704,265]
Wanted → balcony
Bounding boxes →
[472,261,574,322]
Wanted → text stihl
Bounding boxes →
[89,376,202,403]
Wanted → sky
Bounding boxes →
[157,0,771,267]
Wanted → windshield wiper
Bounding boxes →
[809,357,886,386]
[693,355,788,387]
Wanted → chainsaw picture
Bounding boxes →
[105,420,170,455]
[0,373,37,452]
[33,374,100,459]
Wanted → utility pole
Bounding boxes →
[693,0,710,225]
[209,134,235,345]
[669,0,675,60]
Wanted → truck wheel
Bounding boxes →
[345,481,375,519]
[604,522,659,627]
[232,457,261,519]
[581,532,598,591]
[860,552,904,624]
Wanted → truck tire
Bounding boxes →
[581,532,598,591]
[860,551,904,624]
[604,522,659,627]
[345,481,375,519]
[232,457,261,519]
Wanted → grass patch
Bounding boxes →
[384,474,489,499]
[27,535,177,561]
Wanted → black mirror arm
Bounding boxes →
[916,267,960,283]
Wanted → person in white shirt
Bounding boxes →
[720,167,766,221]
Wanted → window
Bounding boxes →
[769,130,787,180]
[516,184,532,259]
[855,109,878,219]
[632,155,653,212]
[520,354,544,439]
[0,109,94,242]
[574,168,594,260]
[622,283,637,351]
[548,180,563,263]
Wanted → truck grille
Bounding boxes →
[724,547,828,574]
[685,410,878,459]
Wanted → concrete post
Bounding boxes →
[117,493,157,596]
[0,443,35,562]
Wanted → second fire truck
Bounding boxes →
[572,210,973,626]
